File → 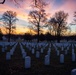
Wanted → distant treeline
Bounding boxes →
[1,33,76,42]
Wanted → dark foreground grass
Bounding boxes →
[0,43,76,75]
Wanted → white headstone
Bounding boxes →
[47,50,50,56]
[60,54,64,63]
[22,52,27,59]
[25,56,31,69]
[62,46,64,51]
[2,47,5,52]
[10,50,14,55]
[41,48,44,53]
[48,48,51,52]
[72,44,74,49]
[2,36,7,41]
[36,51,40,58]
[6,52,11,60]
[72,53,75,62]
[72,49,75,54]
[71,69,76,75]
[57,50,59,56]
[5,46,7,50]
[65,50,68,55]
[32,49,35,54]
[44,55,50,65]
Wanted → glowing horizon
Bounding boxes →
[0,0,76,35]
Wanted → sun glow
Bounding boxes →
[0,0,76,35]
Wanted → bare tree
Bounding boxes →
[48,18,57,36]
[28,0,48,42]
[0,0,5,4]
[74,11,76,24]
[0,28,3,40]
[0,0,24,6]
[28,9,47,42]
[0,0,45,6]
[32,0,47,9]
[49,11,68,42]
[2,11,18,42]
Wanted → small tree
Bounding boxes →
[2,11,18,42]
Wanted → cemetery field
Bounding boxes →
[0,41,76,75]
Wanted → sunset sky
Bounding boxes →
[0,0,76,35]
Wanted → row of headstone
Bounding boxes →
[18,42,76,68]
[22,41,76,66]
[60,54,64,63]
[44,55,50,65]
[71,69,76,75]
[72,53,75,62]
[2,47,6,52]
[1,42,16,53]
[25,56,31,68]
[19,43,31,69]
[64,46,70,55]
[44,44,51,65]
[6,43,17,60]
[10,43,18,55]
[9,42,16,46]
[6,52,11,60]
[71,44,76,62]
[22,42,47,56]
[19,43,27,59]
[36,51,40,58]
[22,42,51,67]
[1,42,9,52]
[44,54,64,65]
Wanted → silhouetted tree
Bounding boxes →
[32,0,47,9]
[0,0,46,7]
[48,18,57,36]
[0,29,3,40]
[45,32,52,41]
[0,0,5,4]
[2,11,18,42]
[71,12,76,25]
[74,11,76,24]
[28,9,47,42]
[28,0,48,43]
[49,11,68,42]
[0,0,23,4]
[24,33,32,41]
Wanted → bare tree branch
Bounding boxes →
[0,0,5,4]
[1,11,18,42]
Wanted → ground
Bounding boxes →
[0,42,76,75]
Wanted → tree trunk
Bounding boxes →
[57,28,60,43]
[8,28,11,42]
[57,35,60,43]
[57,24,61,43]
[37,24,39,43]
[8,34,10,42]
